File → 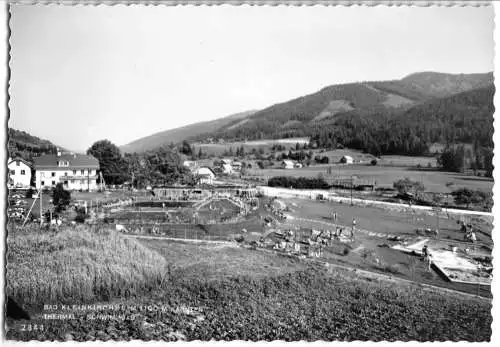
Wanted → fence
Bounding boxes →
[97,222,241,242]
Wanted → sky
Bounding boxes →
[8,4,494,152]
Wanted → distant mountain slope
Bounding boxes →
[120,110,257,153]
[210,72,493,141]
[8,128,60,162]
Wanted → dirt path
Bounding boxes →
[125,234,234,245]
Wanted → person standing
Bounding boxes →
[351,217,356,240]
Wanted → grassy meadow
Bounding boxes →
[6,225,170,308]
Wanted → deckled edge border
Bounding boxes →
[4,0,496,7]
[1,1,497,346]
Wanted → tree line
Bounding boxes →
[87,140,192,188]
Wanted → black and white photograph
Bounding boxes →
[2,0,496,342]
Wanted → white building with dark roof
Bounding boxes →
[8,157,32,188]
[192,166,216,185]
[34,152,100,191]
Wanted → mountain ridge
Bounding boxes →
[120,71,492,152]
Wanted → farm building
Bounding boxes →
[183,160,198,169]
[282,160,295,169]
[193,166,216,185]
[232,162,243,171]
[340,155,354,164]
[222,163,233,174]
[294,163,303,168]
[7,157,32,188]
[34,151,100,191]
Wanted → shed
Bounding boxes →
[282,160,294,169]
[340,155,354,164]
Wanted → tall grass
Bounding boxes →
[7,226,170,306]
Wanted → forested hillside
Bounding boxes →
[8,128,59,162]
[202,72,493,143]
[309,85,494,156]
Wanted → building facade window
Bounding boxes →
[16,161,20,166]
[20,170,25,175]
[73,170,76,175]
[81,170,85,175]
[41,181,45,186]
[10,170,15,175]
[71,180,75,184]
[64,172,68,176]
[51,172,56,177]
[52,181,56,185]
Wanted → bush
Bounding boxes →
[268,176,329,189]
[342,247,350,256]
[381,264,401,275]
[370,159,378,166]
[74,208,88,223]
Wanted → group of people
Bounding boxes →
[331,211,356,241]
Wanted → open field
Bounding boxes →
[277,197,492,297]
[379,155,438,167]
[250,165,493,193]
[192,137,310,156]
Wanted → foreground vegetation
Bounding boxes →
[6,229,492,341]
[7,226,169,308]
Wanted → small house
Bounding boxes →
[8,157,32,188]
[340,155,354,164]
[222,163,233,175]
[282,160,294,170]
[221,158,232,165]
[193,166,216,185]
[294,162,303,169]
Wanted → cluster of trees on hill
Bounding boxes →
[8,128,58,161]
[438,145,493,177]
[87,140,192,188]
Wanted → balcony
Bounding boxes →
[59,175,98,181]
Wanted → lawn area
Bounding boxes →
[253,165,493,194]
[280,197,492,298]
[138,239,307,280]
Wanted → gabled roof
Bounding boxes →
[8,157,32,168]
[194,166,216,176]
[34,153,99,169]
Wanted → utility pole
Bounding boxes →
[350,175,353,206]
[39,188,43,226]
